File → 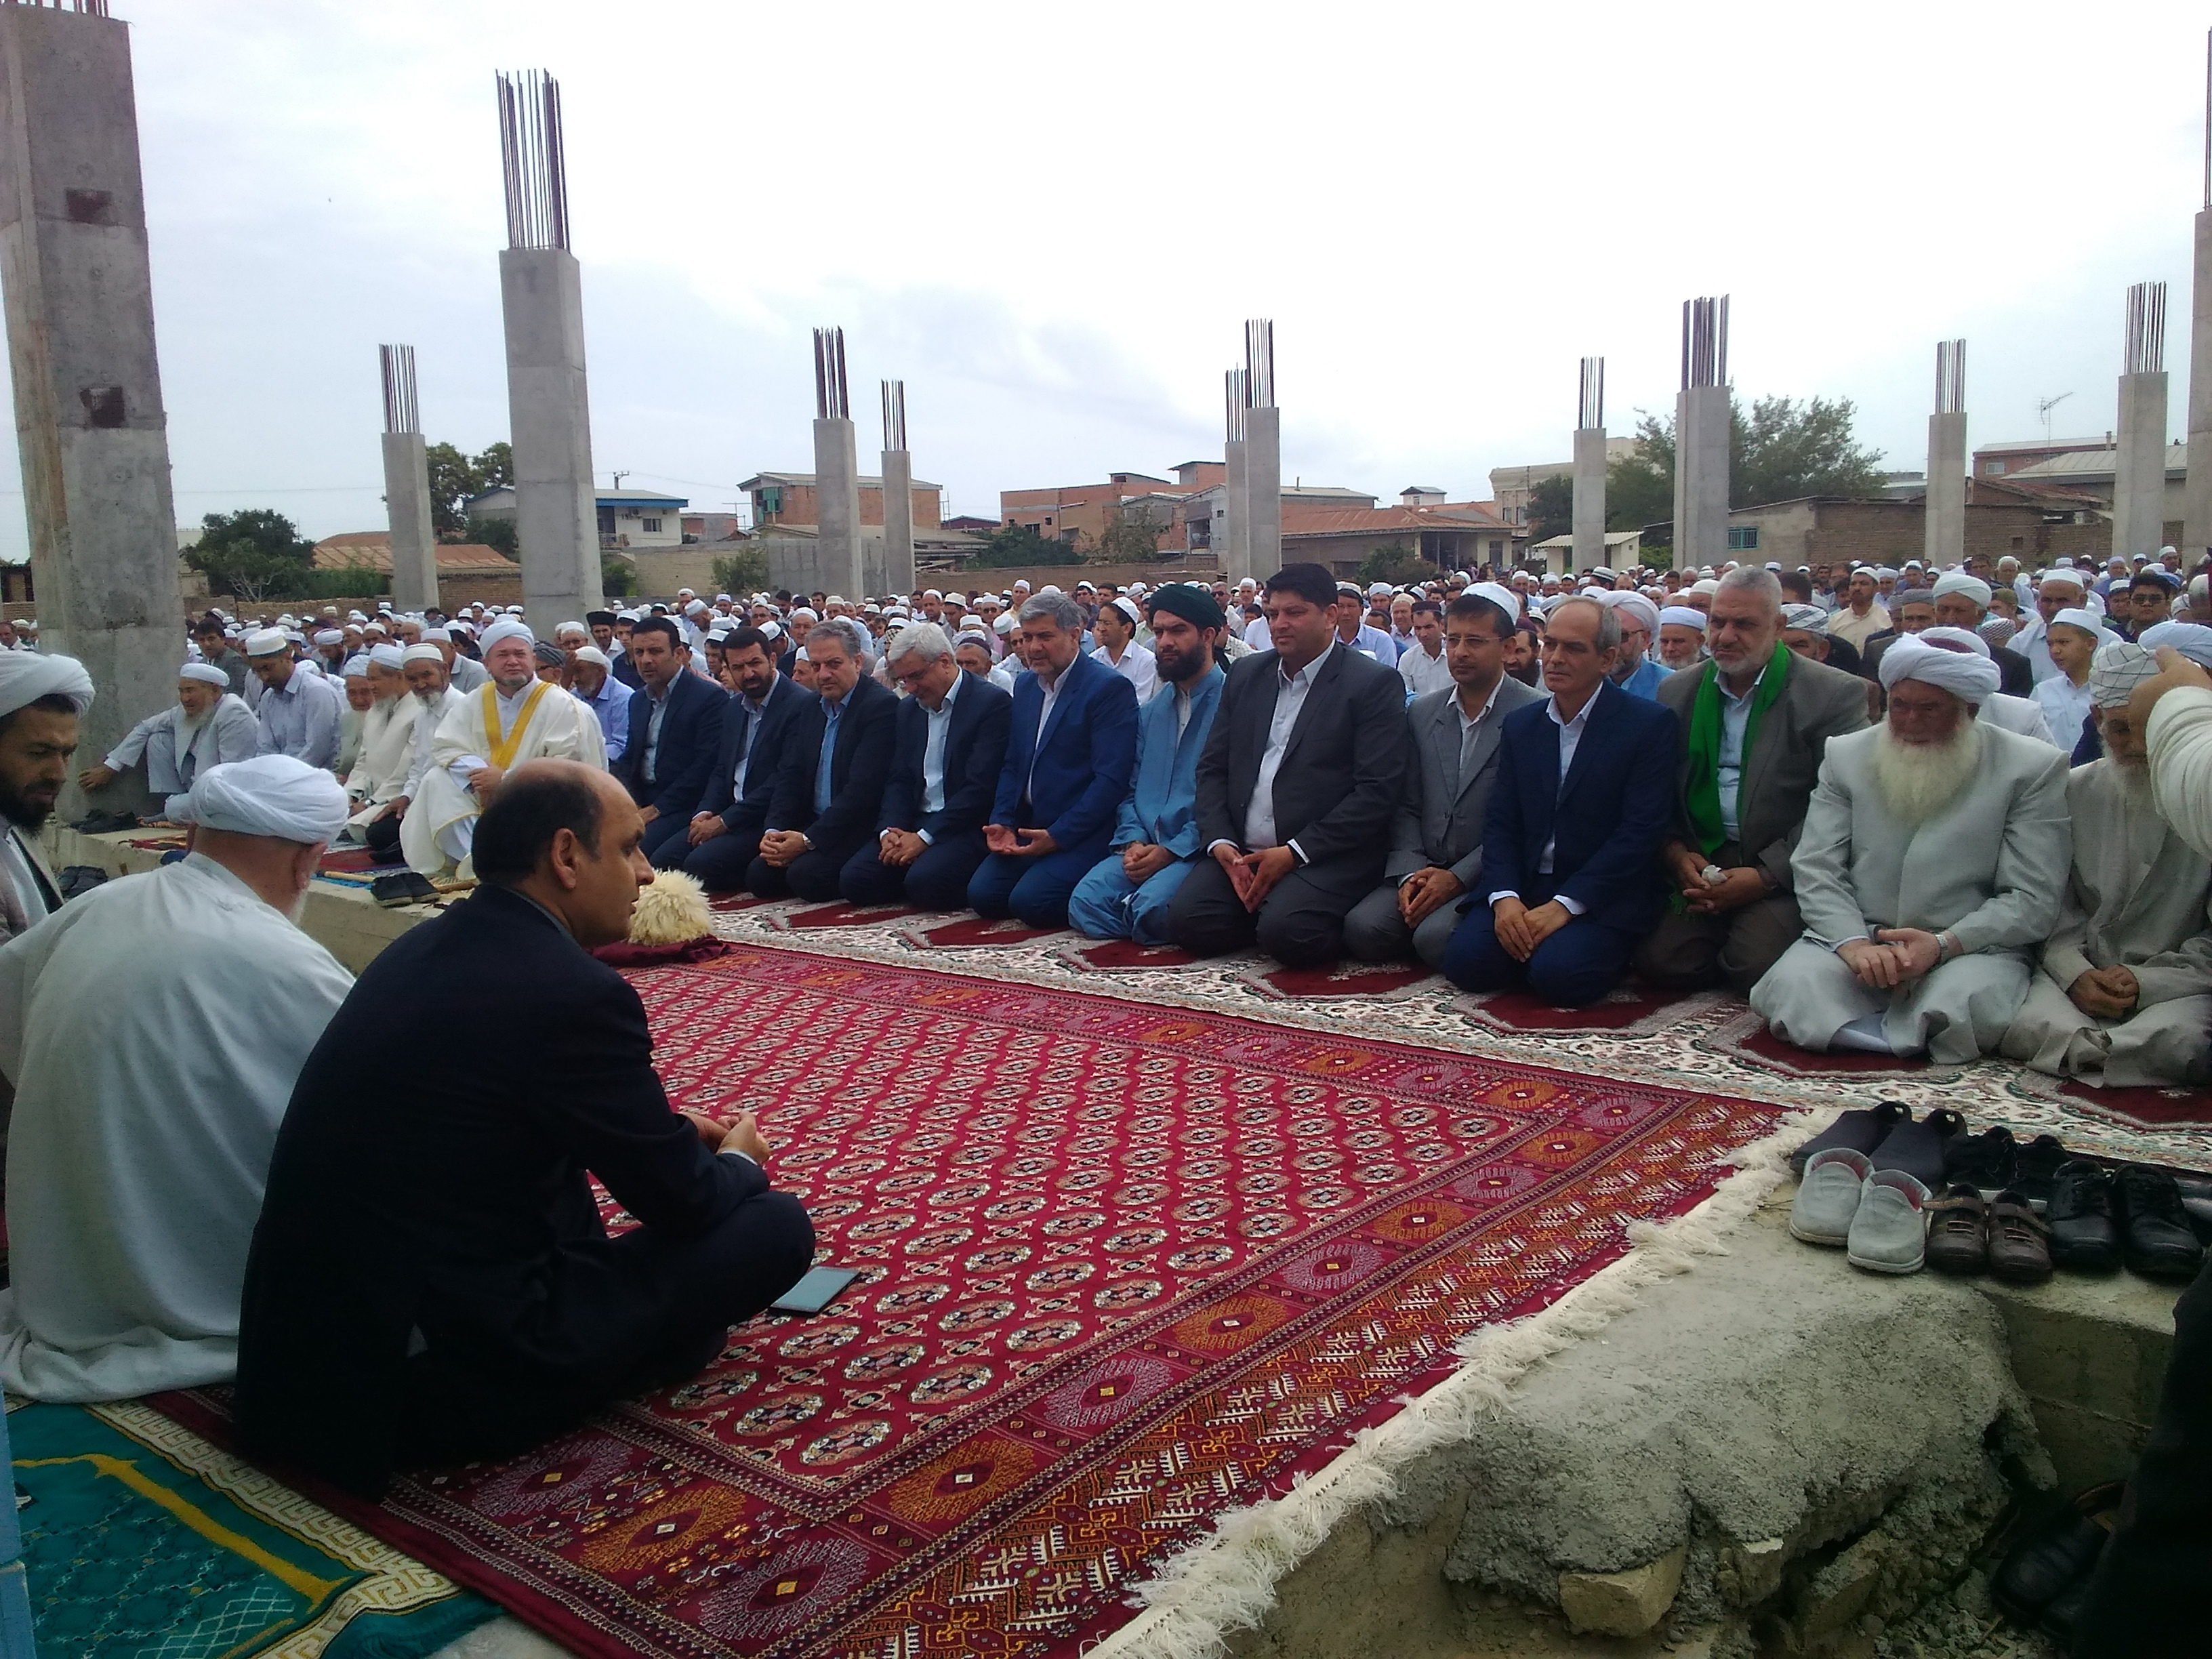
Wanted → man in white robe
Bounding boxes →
[1750,637,2071,1063]
[0,651,92,946]
[77,663,255,798]
[402,619,599,876]
[2003,642,2212,1085]
[0,755,354,1399]
[341,643,415,841]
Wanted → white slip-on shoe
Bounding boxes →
[1790,1146,1874,1248]
[1847,1168,1932,1274]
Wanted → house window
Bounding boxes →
[642,517,661,534]
[757,487,783,518]
[1986,460,2007,475]
[2011,535,2026,550]
[1727,526,1761,550]
[596,510,615,536]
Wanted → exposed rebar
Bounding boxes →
[1935,340,1965,415]
[0,2,113,14]
[881,379,906,451]
[1680,296,1729,390]
[1578,356,1605,430]
[496,70,570,251]
[1224,368,1247,443]
[379,344,419,436]
[2125,281,2167,376]
[814,328,849,420]
[1244,319,1275,410]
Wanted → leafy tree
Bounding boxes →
[600,553,640,598]
[712,548,770,594]
[1526,475,1574,545]
[1622,395,1885,514]
[1607,443,1675,537]
[464,514,518,558]
[425,440,516,539]
[1355,542,1433,586]
[972,523,1081,569]
[1094,505,1166,564]
[186,508,319,603]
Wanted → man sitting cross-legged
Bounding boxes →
[235,761,814,1497]
[840,621,1012,911]
[1749,637,2070,1063]
[615,617,727,866]
[1999,642,2212,1086]
[1067,584,1229,944]
[1441,595,1679,1006]
[657,626,811,891]
[749,622,897,901]
[1343,585,1540,968]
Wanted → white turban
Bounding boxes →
[556,620,588,639]
[2140,620,2212,668]
[313,629,344,647]
[478,618,533,651]
[341,654,371,677]
[1881,634,2000,703]
[1931,571,1992,609]
[572,645,611,670]
[1659,606,1707,631]
[1689,579,1720,597]
[1469,581,1521,623]
[2050,607,2111,644]
[1919,625,1992,659]
[1781,605,1826,632]
[367,643,407,670]
[0,650,93,720]
[243,628,289,658]
[167,754,348,846]
[1600,590,1660,639]
[178,662,228,688]
[2089,641,2159,709]
[401,643,445,665]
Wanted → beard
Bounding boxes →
[0,773,53,830]
[1870,720,1982,825]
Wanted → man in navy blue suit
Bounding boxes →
[749,623,898,901]
[969,591,1140,928]
[656,627,811,890]
[1443,596,1679,1006]
[841,621,1012,909]
[615,617,726,865]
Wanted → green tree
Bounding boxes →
[972,523,1081,569]
[712,548,770,594]
[1355,542,1432,586]
[1094,505,1165,564]
[1606,441,1675,537]
[425,440,516,538]
[1622,395,1885,514]
[464,514,518,558]
[186,508,318,603]
[600,553,640,598]
[1526,475,1574,545]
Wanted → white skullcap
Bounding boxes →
[178,662,228,688]
[1599,590,1660,638]
[1688,579,1721,596]
[555,620,588,639]
[684,599,710,615]
[1919,625,1992,659]
[2088,641,2159,708]
[0,650,93,719]
[2049,607,2108,641]
[1873,567,1900,580]
[757,619,785,643]
[1104,596,1141,629]
[1881,634,2000,703]
[1469,581,1521,622]
[167,754,348,845]
[1931,571,1992,609]
[572,644,611,670]
[419,625,451,642]
[1660,606,1708,630]
[2139,620,2212,668]
[313,629,344,646]
[243,628,289,657]
[478,618,533,651]
[1978,616,2018,647]
[367,643,407,670]
[401,643,445,665]
[793,645,810,663]
[1781,605,1827,631]
[341,654,371,676]
[2040,567,2087,590]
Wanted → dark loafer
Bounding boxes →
[1924,1184,1988,1276]
[1790,1100,1910,1177]
[370,873,418,909]
[2171,1170,2212,1244]
[1986,1191,2053,1286]
[2048,1162,2121,1273]
[1944,1125,2016,1195]
[2011,1133,2071,1212]
[1870,1107,1965,1195]
[2115,1165,2207,1282]
[1991,1480,2123,1626]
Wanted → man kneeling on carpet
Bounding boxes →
[235,760,815,1496]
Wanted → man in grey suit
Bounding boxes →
[1638,567,1870,993]
[1345,587,1540,967]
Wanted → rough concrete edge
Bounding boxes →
[1090,1107,1822,1659]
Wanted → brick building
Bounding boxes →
[742,472,943,533]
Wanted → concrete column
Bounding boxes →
[1244,406,1281,578]
[1571,427,1607,573]
[1673,386,1729,571]
[2114,370,2171,559]
[880,447,914,597]
[382,430,437,613]
[1221,438,1249,583]
[1923,411,1966,569]
[813,416,863,598]
[499,247,602,628]
[2187,205,2212,556]
[0,5,182,818]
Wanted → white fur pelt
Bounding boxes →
[628,867,712,945]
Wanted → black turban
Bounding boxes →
[1146,582,1227,632]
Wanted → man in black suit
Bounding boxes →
[1168,562,1410,968]
[749,622,898,900]
[616,617,727,865]
[841,621,1012,909]
[233,761,813,1496]
[657,626,811,890]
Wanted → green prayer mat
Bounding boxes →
[9,1400,498,1658]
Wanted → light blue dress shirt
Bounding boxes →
[813,695,846,814]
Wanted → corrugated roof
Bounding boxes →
[1282,501,1513,537]
[313,533,518,574]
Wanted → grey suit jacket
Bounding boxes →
[1656,651,1869,891]
[1385,676,1544,884]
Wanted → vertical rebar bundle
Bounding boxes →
[881,379,906,451]
[379,344,419,435]
[2126,282,2167,376]
[1935,340,1965,415]
[1224,367,1247,442]
[2203,28,2210,211]
[1578,356,1605,430]
[813,327,848,420]
[497,70,569,252]
[1680,295,1729,390]
[1244,319,1275,410]
[0,2,112,13]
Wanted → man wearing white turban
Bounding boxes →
[340,643,415,842]
[77,664,255,802]
[245,627,342,770]
[1931,571,2033,695]
[1597,590,1668,699]
[0,651,93,945]
[1656,605,1709,672]
[2000,643,2212,1086]
[1916,628,2059,747]
[0,754,354,1399]
[1748,636,2072,1063]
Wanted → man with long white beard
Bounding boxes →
[401,619,600,876]
[340,644,414,842]
[1749,636,2070,1063]
[77,663,255,799]
[359,645,464,862]
[1999,642,2212,1085]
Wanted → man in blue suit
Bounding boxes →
[1443,595,1679,1006]
[657,627,810,890]
[1068,584,1227,943]
[615,617,727,865]
[841,621,1012,910]
[969,591,1139,928]
[750,623,898,901]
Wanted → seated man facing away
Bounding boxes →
[660,627,811,890]
[78,662,256,804]
[2000,642,2212,1086]
[970,592,1139,928]
[1168,563,1408,968]
[0,756,354,1399]
[616,617,727,866]
[1750,638,2070,1063]
[1344,586,1540,968]
[1441,596,1678,1006]
[1639,567,1868,994]
[1068,584,1229,944]
[236,762,813,1496]
[841,621,1012,909]
[749,622,897,901]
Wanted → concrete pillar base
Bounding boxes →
[1244,409,1281,579]
[383,430,438,613]
[1570,426,1606,573]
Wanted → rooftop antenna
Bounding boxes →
[2035,392,2073,443]
[610,469,630,490]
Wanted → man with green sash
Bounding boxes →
[1638,566,1868,993]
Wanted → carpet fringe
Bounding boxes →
[1090,1110,1819,1659]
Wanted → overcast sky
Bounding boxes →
[3,0,2208,557]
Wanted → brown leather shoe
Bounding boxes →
[1986,1189,2053,1285]
[1925,1183,1987,1275]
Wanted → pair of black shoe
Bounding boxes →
[1990,1481,2121,1644]
[1789,1099,1966,1191]
[2046,1162,2206,1281]
[1943,1122,2071,1206]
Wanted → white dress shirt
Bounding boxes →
[1489,688,1595,916]
[915,669,964,843]
[1399,641,1452,699]
[1210,643,1334,863]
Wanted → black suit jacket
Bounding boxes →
[699,672,812,834]
[617,669,728,821]
[878,673,1013,840]
[1194,642,1410,880]
[762,672,899,861]
[233,886,769,1494]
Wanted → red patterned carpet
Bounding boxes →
[162,945,1785,1659]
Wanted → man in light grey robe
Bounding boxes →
[1750,637,2071,1064]
[78,663,255,798]
[2002,642,2212,1086]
